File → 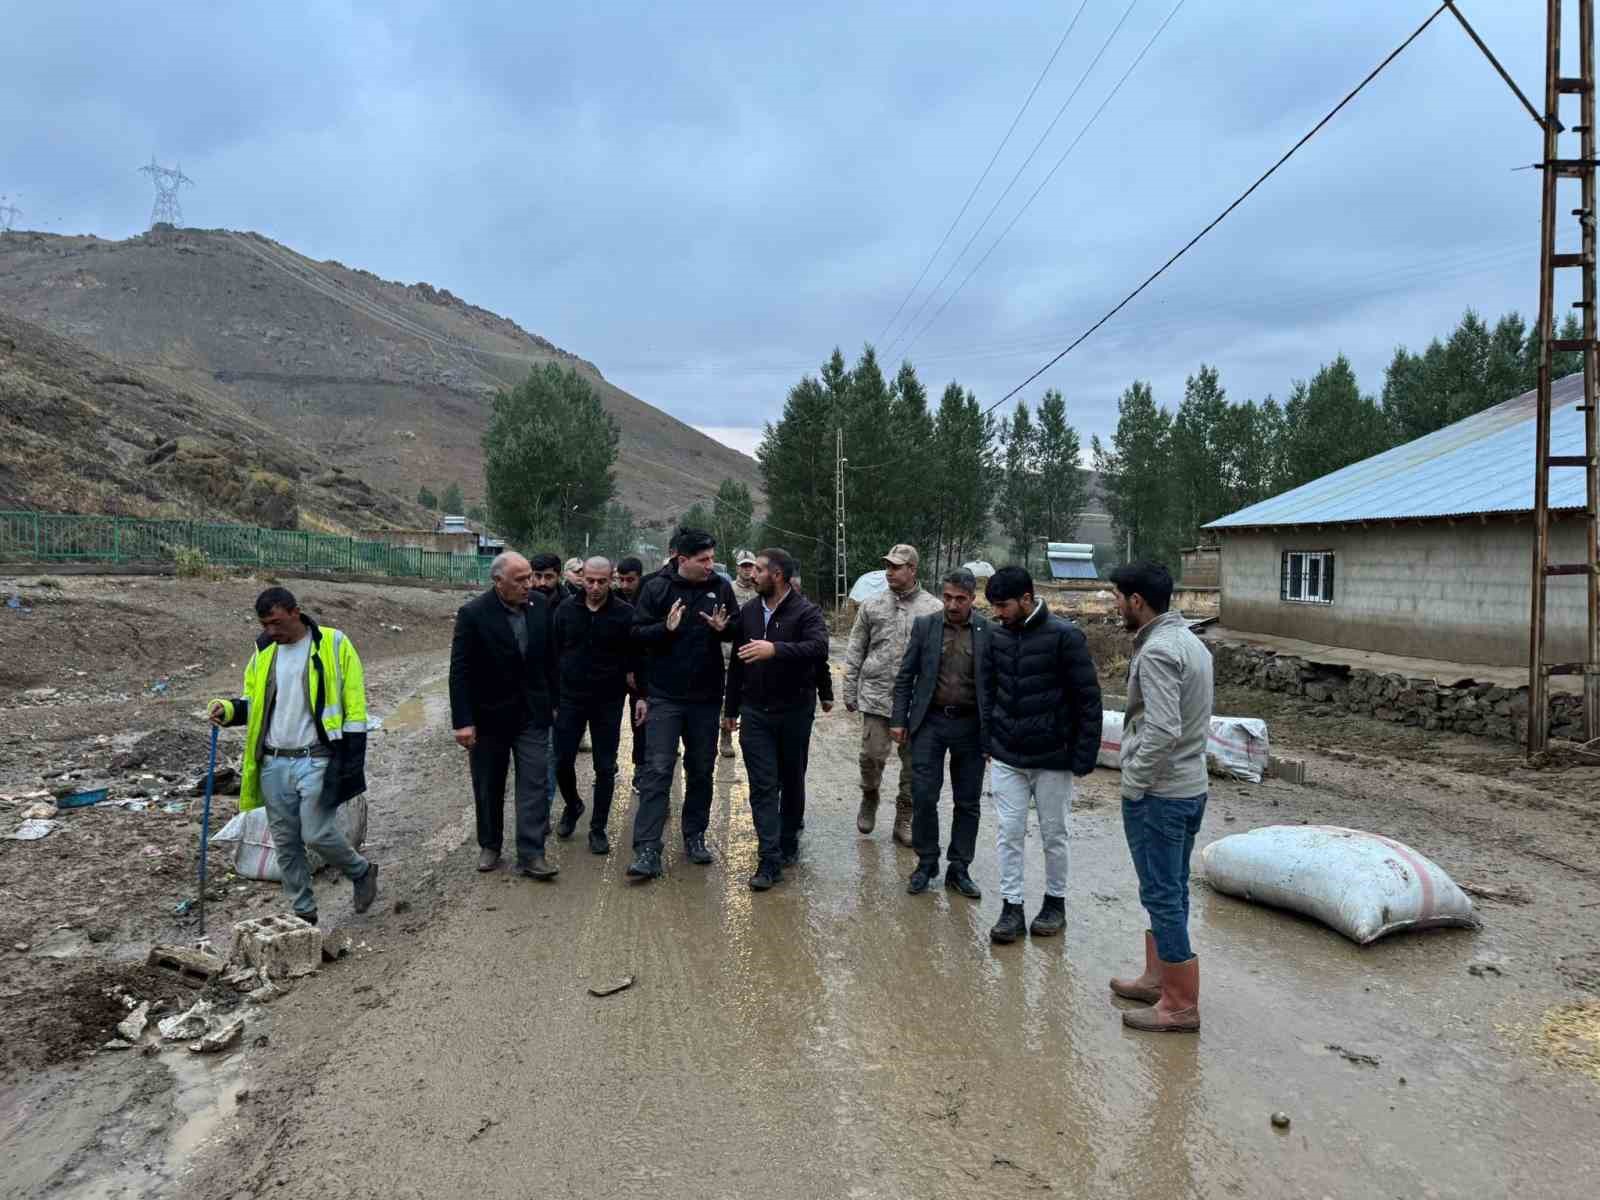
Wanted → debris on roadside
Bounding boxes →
[1326,1043,1381,1067]
[57,787,108,809]
[147,942,225,988]
[158,998,216,1041]
[229,913,323,979]
[190,1015,245,1053]
[117,1001,151,1041]
[587,974,636,998]
[8,818,61,840]
[21,801,58,819]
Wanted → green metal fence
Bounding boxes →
[0,511,493,586]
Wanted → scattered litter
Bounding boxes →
[147,942,224,988]
[587,974,636,998]
[109,798,151,811]
[158,998,215,1041]
[190,1014,245,1054]
[1271,1111,1292,1130]
[58,788,108,809]
[173,898,196,916]
[148,678,171,697]
[6,593,32,613]
[21,801,58,820]
[162,801,189,814]
[8,818,61,840]
[1201,825,1478,944]
[117,1002,151,1041]
[1326,1043,1381,1067]
[383,623,404,633]
[139,844,162,857]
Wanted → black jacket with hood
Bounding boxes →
[981,600,1102,774]
[631,565,740,704]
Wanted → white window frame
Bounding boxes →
[1281,550,1334,605]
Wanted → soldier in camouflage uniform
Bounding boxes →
[721,549,761,758]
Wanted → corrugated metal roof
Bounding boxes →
[1207,372,1588,529]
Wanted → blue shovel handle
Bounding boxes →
[199,723,218,937]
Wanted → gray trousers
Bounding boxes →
[261,755,369,918]
[470,722,552,863]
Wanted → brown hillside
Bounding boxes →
[0,227,763,522]
[0,308,427,530]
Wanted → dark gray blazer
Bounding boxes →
[890,610,991,738]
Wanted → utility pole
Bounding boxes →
[137,157,193,228]
[1528,0,1600,754]
[0,195,20,234]
[834,427,849,618]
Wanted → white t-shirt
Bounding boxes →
[268,637,318,749]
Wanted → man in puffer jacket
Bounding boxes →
[980,566,1102,945]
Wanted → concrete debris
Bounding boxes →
[1266,755,1307,785]
[158,999,215,1042]
[247,978,289,1005]
[116,1001,151,1042]
[148,942,224,988]
[189,1014,246,1054]
[21,801,58,819]
[229,913,322,979]
[320,930,352,963]
[102,1039,133,1051]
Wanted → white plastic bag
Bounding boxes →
[210,796,368,882]
[1097,711,1270,782]
[1200,825,1477,944]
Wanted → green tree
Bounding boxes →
[440,481,465,514]
[1169,365,1232,545]
[998,400,1040,571]
[679,501,717,541]
[712,478,756,557]
[1279,355,1391,490]
[758,366,836,593]
[1033,389,1087,548]
[1092,380,1177,566]
[466,503,487,524]
[482,363,620,552]
[417,485,438,511]
[888,360,937,562]
[591,503,638,562]
[930,381,997,576]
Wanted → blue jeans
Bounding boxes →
[1121,792,1207,963]
[260,756,370,918]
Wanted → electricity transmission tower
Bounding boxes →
[137,157,193,227]
[0,195,20,233]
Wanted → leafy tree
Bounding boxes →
[678,501,717,541]
[930,381,997,576]
[1217,396,1285,512]
[759,368,836,593]
[1092,381,1177,566]
[440,482,465,514]
[888,361,937,562]
[416,485,438,511]
[482,363,620,552]
[591,503,638,563]
[998,400,1040,571]
[466,503,487,523]
[1033,389,1087,548]
[1169,365,1232,546]
[712,478,755,557]
[1279,355,1390,490]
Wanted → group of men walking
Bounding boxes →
[215,524,1212,1035]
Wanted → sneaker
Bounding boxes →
[517,855,560,881]
[748,861,782,891]
[625,848,663,880]
[945,868,982,900]
[683,834,714,865]
[556,802,586,840]
[352,862,379,914]
[1029,895,1066,937]
[588,828,610,856]
[989,900,1027,944]
[907,863,938,895]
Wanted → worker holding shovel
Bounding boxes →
[209,586,378,925]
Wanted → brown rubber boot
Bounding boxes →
[1121,957,1200,1033]
[891,798,914,847]
[856,788,879,834]
[1109,931,1162,1003]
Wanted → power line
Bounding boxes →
[883,0,1144,365]
[874,2,1091,349]
[978,0,1454,421]
[898,0,1187,359]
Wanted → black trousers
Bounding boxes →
[555,692,626,832]
[740,703,815,864]
[631,699,719,853]
[470,720,551,862]
[628,693,647,769]
[910,710,983,871]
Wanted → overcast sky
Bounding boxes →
[2,1,1570,459]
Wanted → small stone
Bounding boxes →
[1270,1111,1291,1129]
[12,942,27,952]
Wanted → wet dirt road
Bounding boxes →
[174,659,1600,1200]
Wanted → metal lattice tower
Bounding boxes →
[0,195,20,234]
[137,157,193,227]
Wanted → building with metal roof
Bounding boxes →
[1203,372,1589,666]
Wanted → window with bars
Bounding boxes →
[1280,550,1334,604]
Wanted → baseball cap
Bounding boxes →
[882,544,919,568]
[735,549,756,565]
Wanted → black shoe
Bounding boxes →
[299,910,318,926]
[907,863,938,895]
[990,901,1027,944]
[352,862,378,913]
[945,868,982,900]
[683,834,714,865]
[588,828,610,856]
[779,843,799,868]
[625,849,663,880]
[748,861,783,891]
[517,855,560,881]
[556,802,586,840]
[1029,894,1066,937]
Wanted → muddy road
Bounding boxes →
[3,576,1599,1198]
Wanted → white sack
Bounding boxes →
[1096,710,1270,783]
[210,797,368,882]
[1200,824,1477,944]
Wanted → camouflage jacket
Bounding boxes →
[842,585,942,717]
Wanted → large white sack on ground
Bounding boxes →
[1200,825,1477,944]
[210,797,369,882]
[1097,710,1270,782]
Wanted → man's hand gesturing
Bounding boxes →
[699,604,730,632]
[664,599,687,632]
[453,726,477,749]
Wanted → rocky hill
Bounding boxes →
[0,309,426,530]
[0,227,762,523]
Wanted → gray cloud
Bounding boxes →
[1,1,1562,455]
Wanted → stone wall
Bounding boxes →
[1208,639,1585,744]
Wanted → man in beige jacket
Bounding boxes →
[842,544,942,843]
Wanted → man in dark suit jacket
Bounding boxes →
[449,551,561,880]
[891,568,992,900]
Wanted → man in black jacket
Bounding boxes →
[980,566,1102,944]
[625,527,736,880]
[723,547,829,891]
[449,551,562,880]
[615,556,649,784]
[890,568,990,900]
[552,556,635,856]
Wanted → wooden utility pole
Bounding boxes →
[1528,0,1600,753]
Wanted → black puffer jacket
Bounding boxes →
[630,565,740,704]
[982,600,1102,774]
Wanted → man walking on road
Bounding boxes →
[1107,562,1212,1034]
[210,587,378,925]
[981,566,1102,945]
[626,527,737,880]
[720,549,760,758]
[449,551,561,880]
[723,547,829,891]
[890,569,990,901]
[843,544,941,844]
[615,556,649,786]
[552,556,635,857]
